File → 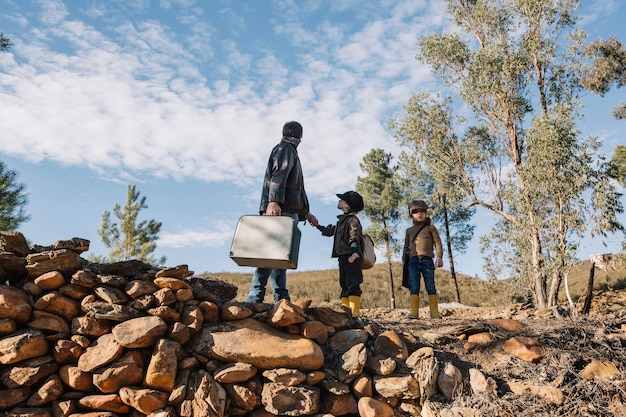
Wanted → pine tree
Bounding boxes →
[356,149,403,309]
[0,161,29,231]
[98,184,165,266]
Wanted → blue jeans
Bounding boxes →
[246,267,290,303]
[407,256,437,295]
[245,212,297,303]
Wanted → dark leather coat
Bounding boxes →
[259,136,310,220]
[318,213,363,257]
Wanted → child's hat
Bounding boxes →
[337,191,364,212]
[409,199,428,212]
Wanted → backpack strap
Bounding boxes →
[409,224,427,253]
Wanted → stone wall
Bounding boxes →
[0,231,443,417]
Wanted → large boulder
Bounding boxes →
[190,318,324,371]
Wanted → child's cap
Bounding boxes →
[409,199,428,213]
[337,191,364,212]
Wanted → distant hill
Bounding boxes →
[204,255,626,310]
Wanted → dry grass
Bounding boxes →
[201,256,626,309]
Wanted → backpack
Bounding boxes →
[361,234,376,269]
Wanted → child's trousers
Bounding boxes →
[338,255,363,298]
[407,256,437,295]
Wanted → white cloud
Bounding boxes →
[0,0,452,202]
[36,0,68,26]
[2,0,623,277]
[159,222,234,248]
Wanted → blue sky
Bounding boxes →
[1,0,624,281]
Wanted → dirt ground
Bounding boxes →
[360,289,626,416]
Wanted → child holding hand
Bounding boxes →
[316,191,365,318]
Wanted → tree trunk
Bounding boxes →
[448,259,461,304]
[532,270,547,309]
[530,229,547,309]
[387,259,396,309]
[547,271,562,308]
[442,198,461,303]
[564,271,578,317]
[581,263,595,315]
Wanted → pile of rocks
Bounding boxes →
[1,231,623,417]
[0,232,443,417]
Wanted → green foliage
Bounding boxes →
[522,105,620,302]
[610,145,626,187]
[0,161,29,231]
[356,149,403,254]
[395,151,435,208]
[436,195,475,255]
[612,104,626,120]
[582,36,626,119]
[98,184,165,266]
[390,0,624,309]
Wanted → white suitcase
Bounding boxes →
[229,215,301,269]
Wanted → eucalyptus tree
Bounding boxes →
[582,37,626,120]
[610,145,626,187]
[583,37,626,259]
[390,0,624,308]
[98,184,166,266]
[356,149,403,309]
[0,161,29,230]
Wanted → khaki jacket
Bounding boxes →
[403,220,443,261]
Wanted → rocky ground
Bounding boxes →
[360,289,626,416]
[1,229,624,416]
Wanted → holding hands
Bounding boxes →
[306,213,319,227]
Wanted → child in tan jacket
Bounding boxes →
[402,199,443,318]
